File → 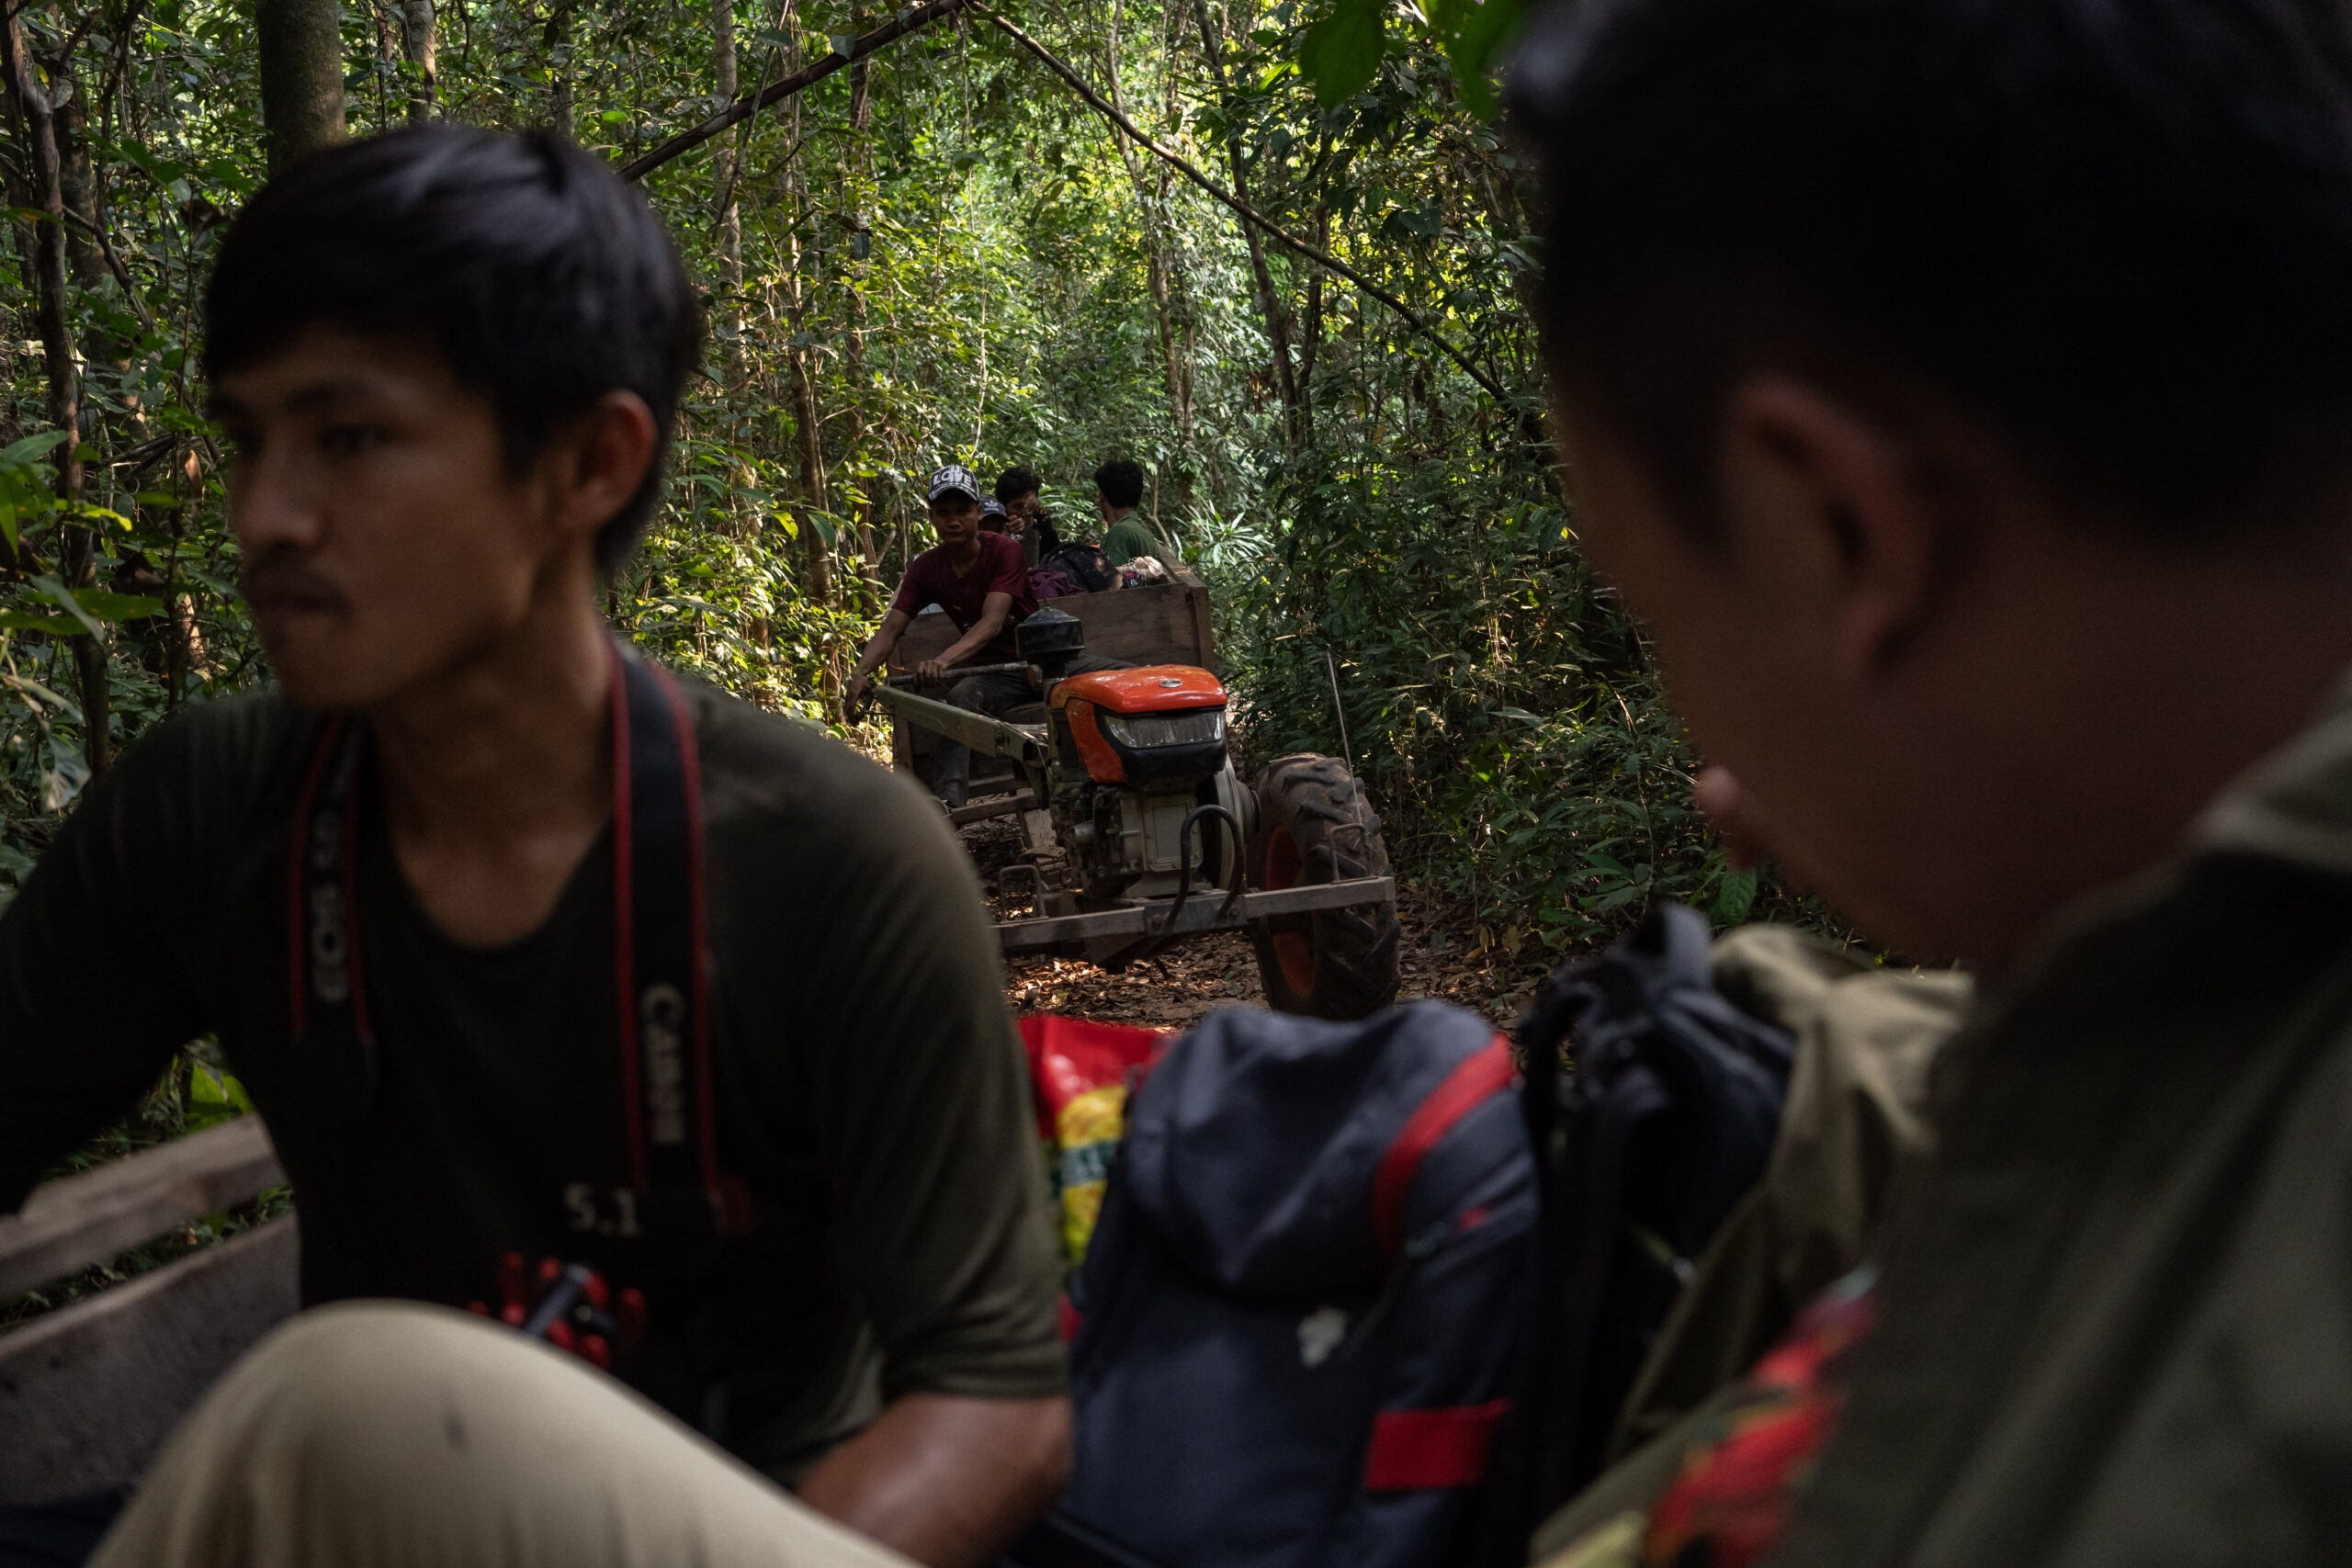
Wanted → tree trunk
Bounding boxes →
[712,0,745,396]
[840,256,882,590]
[3,13,110,773]
[52,78,108,294]
[1103,0,1194,490]
[401,0,436,124]
[1298,201,1327,449]
[547,2,574,137]
[841,9,883,593]
[773,0,831,606]
[789,354,829,601]
[1192,0,1300,452]
[256,0,347,175]
[1144,245,1195,450]
[52,62,142,419]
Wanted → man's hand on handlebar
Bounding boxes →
[915,658,951,684]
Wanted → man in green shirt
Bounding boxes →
[1511,0,2352,1562]
[1091,458,1164,570]
[14,127,1067,1568]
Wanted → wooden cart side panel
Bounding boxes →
[888,581,1216,775]
[1182,573,1216,674]
[0,1216,300,1506]
[0,1118,283,1301]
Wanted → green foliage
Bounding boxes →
[0,0,1766,984]
[1296,0,1526,118]
[1428,0,1524,117]
[1299,4,1387,107]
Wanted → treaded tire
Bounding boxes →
[1247,753,1402,1020]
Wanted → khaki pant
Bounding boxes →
[93,1301,915,1568]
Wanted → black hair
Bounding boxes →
[1510,0,2352,536]
[995,465,1043,503]
[206,126,701,574]
[1093,459,1146,510]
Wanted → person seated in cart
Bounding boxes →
[1091,458,1169,570]
[993,465,1063,569]
[0,127,1069,1568]
[846,466,1125,812]
[1001,466,1119,593]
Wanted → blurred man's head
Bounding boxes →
[1093,459,1145,515]
[207,127,698,708]
[997,465,1046,534]
[927,464,985,547]
[1515,0,2352,966]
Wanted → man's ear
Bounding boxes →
[1720,375,1944,679]
[548,390,659,547]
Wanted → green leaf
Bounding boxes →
[1711,865,1759,926]
[0,612,84,634]
[0,430,69,470]
[28,579,159,630]
[71,592,165,621]
[3,672,79,715]
[32,576,107,638]
[41,738,88,811]
[1298,0,1385,107]
[1429,0,1521,117]
[187,1061,256,1129]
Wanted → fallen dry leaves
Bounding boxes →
[963,808,1556,1032]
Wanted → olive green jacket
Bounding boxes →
[1612,927,1966,1461]
[1768,682,2352,1565]
[1544,680,2352,1565]
[1532,928,1968,1564]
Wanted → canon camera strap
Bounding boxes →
[287,638,751,1247]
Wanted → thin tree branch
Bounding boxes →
[58,202,153,333]
[973,4,1513,406]
[620,0,972,182]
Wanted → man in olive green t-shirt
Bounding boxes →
[16,127,1065,1568]
[1091,457,1165,569]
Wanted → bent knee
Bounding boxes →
[235,1300,496,1396]
[204,1301,560,1463]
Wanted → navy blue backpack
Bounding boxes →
[1015,1002,1539,1568]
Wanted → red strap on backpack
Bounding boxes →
[1371,1036,1514,1262]
[1363,1398,1512,1491]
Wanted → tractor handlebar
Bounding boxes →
[881,661,1031,688]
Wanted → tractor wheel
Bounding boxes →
[1247,754,1402,1020]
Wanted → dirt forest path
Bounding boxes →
[960,816,1548,1033]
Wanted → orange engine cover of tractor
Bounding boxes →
[1048,666,1227,715]
[1051,667,1227,784]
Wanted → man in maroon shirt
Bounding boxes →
[847,465,1120,809]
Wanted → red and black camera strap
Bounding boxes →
[287,637,751,1251]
